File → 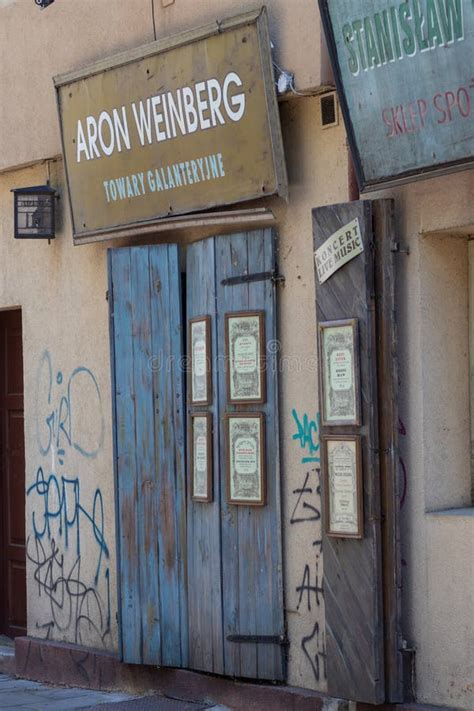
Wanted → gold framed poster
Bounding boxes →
[225,311,266,404]
[225,412,265,506]
[318,318,361,426]
[189,316,212,405]
[322,435,363,538]
[190,413,213,502]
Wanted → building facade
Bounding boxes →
[0,1,472,709]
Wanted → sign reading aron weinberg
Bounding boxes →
[54,8,287,242]
[319,0,474,189]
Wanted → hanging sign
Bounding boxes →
[319,0,474,189]
[54,8,287,243]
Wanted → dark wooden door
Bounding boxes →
[313,201,402,704]
[0,309,27,638]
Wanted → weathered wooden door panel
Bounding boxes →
[0,310,26,638]
[313,201,395,704]
[110,232,283,678]
[109,244,187,666]
[186,229,284,682]
[186,238,224,675]
[215,230,285,682]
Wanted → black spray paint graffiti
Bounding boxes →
[28,351,111,648]
[26,536,111,648]
[296,559,324,612]
[302,622,327,684]
[290,409,327,684]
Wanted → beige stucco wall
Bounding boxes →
[2,0,473,708]
[0,0,331,172]
[369,171,474,710]
[0,94,348,690]
[0,160,119,652]
[0,0,342,685]
[276,97,348,691]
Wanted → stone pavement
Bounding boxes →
[0,673,230,710]
[0,673,137,710]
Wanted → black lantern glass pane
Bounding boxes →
[14,190,55,239]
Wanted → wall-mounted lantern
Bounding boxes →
[35,0,55,9]
[11,185,57,243]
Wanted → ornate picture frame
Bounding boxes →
[190,413,213,503]
[225,412,265,506]
[321,434,363,538]
[318,318,361,426]
[225,310,266,404]
[189,316,212,406]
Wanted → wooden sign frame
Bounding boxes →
[189,315,212,406]
[190,412,213,503]
[321,434,363,539]
[225,310,266,405]
[318,318,361,426]
[225,412,266,506]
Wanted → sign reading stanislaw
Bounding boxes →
[54,9,287,242]
[319,0,474,189]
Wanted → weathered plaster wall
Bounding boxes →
[0,161,119,652]
[0,93,349,685]
[5,1,473,707]
[275,97,348,691]
[0,0,330,172]
[369,171,474,710]
[0,0,341,682]
[152,0,332,93]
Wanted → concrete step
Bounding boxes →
[0,645,16,676]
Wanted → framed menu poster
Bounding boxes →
[322,435,363,538]
[189,316,211,405]
[225,412,265,506]
[190,413,213,502]
[225,311,265,404]
[318,318,361,426]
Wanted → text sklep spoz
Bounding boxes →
[382,79,473,137]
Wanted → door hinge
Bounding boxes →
[391,241,410,255]
[221,270,285,287]
[226,634,289,645]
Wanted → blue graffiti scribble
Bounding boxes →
[27,467,109,584]
[35,351,105,460]
[291,410,321,463]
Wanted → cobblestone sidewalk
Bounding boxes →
[0,673,230,710]
[0,673,137,710]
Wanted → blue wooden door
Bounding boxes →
[187,229,285,681]
[108,244,188,666]
[109,232,284,680]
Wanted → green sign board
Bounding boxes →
[319,0,474,189]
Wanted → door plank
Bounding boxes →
[373,201,403,702]
[149,244,188,667]
[216,229,285,682]
[110,244,187,666]
[130,247,161,664]
[109,249,142,663]
[186,238,224,675]
[313,202,385,704]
